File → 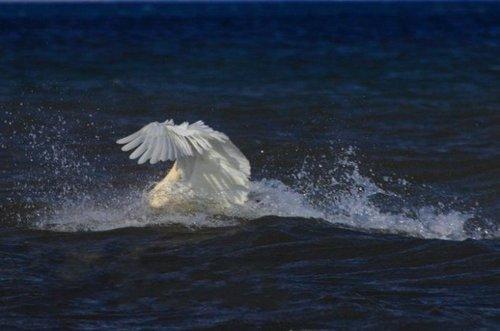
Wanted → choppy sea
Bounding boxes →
[0,2,499,329]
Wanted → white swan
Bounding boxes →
[117,120,250,212]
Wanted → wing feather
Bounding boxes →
[121,136,142,152]
[117,120,227,165]
[150,137,163,164]
[116,130,142,145]
[159,139,167,161]
[129,140,147,160]
[119,119,252,207]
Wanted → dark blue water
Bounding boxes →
[0,2,499,329]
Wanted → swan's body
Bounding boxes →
[117,120,250,212]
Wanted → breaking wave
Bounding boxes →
[33,149,494,241]
[3,112,496,240]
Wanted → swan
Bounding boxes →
[117,120,250,212]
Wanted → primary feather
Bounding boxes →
[116,120,226,164]
[117,119,250,209]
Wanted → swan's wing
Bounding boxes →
[207,140,251,204]
[116,120,228,164]
[175,139,251,205]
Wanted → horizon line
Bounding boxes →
[0,0,494,3]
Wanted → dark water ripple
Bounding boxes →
[0,219,499,329]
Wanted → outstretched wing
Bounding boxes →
[117,120,228,164]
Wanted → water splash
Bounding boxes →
[285,147,480,240]
[3,111,496,240]
[32,148,494,240]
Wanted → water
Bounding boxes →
[1,1,499,328]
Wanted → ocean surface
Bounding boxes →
[0,1,499,329]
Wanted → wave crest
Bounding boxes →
[33,149,496,241]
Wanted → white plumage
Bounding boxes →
[117,120,250,211]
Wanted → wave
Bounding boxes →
[30,150,496,241]
[3,112,497,240]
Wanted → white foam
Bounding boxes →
[14,118,490,240]
[33,154,486,241]
[36,190,237,232]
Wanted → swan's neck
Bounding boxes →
[148,157,204,210]
[163,161,183,183]
[152,158,196,192]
